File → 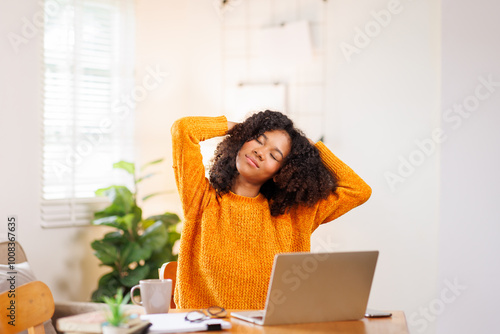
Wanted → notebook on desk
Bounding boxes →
[231,251,379,326]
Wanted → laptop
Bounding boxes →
[231,251,379,326]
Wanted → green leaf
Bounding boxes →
[95,186,135,216]
[140,158,164,172]
[93,215,121,228]
[92,272,122,302]
[120,242,151,268]
[139,221,168,252]
[141,192,164,202]
[136,172,156,184]
[93,208,117,220]
[102,231,124,244]
[148,246,178,277]
[113,161,135,175]
[93,285,116,303]
[122,292,131,305]
[130,206,142,233]
[98,272,120,288]
[121,213,138,232]
[168,230,181,246]
[142,190,177,201]
[146,213,180,227]
[119,265,149,287]
[93,215,133,234]
[141,219,156,230]
[91,240,119,266]
[145,223,181,276]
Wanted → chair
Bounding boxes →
[0,280,55,334]
[158,261,177,309]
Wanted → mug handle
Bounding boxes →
[130,285,142,305]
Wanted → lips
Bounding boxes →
[245,155,259,168]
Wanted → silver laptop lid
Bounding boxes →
[262,251,379,325]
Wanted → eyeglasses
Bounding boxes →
[185,306,227,322]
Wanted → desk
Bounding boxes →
[170,309,409,334]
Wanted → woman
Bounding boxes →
[171,110,371,309]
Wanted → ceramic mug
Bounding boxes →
[131,279,172,314]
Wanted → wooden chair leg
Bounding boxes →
[28,323,46,334]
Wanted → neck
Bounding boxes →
[231,176,261,198]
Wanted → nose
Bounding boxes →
[253,149,263,160]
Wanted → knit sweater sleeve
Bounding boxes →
[298,141,372,231]
[171,116,228,219]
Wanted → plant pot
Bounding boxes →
[102,325,129,334]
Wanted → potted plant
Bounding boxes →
[91,159,181,302]
[101,288,131,334]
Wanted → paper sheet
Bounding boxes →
[141,313,231,333]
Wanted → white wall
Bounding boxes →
[437,0,500,333]
[318,2,440,328]
[134,0,224,217]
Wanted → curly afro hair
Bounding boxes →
[209,110,338,216]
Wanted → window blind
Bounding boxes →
[41,0,135,227]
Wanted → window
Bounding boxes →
[41,0,135,227]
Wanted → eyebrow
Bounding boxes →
[261,134,284,159]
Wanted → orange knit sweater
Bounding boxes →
[171,116,371,310]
